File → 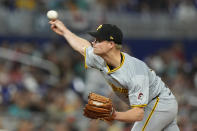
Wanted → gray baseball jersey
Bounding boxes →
[84,46,179,131]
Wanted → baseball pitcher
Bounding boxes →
[49,20,180,131]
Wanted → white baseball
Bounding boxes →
[47,10,58,20]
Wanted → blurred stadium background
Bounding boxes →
[0,0,197,131]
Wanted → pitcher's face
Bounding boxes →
[92,39,113,55]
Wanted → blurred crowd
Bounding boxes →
[0,40,196,131]
[0,0,196,131]
[0,0,197,15]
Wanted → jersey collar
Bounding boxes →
[106,52,125,74]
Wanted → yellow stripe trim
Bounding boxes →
[131,104,147,108]
[84,47,88,69]
[142,97,159,131]
[107,52,125,74]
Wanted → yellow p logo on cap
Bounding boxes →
[110,36,114,40]
[97,25,102,30]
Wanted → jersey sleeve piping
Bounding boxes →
[84,47,88,69]
[131,104,147,108]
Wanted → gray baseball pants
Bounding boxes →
[131,97,180,131]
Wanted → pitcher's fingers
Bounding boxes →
[49,20,56,25]
[51,24,56,29]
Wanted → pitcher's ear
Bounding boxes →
[109,41,116,48]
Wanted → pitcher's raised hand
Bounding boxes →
[49,20,67,36]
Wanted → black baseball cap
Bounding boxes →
[88,24,123,45]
